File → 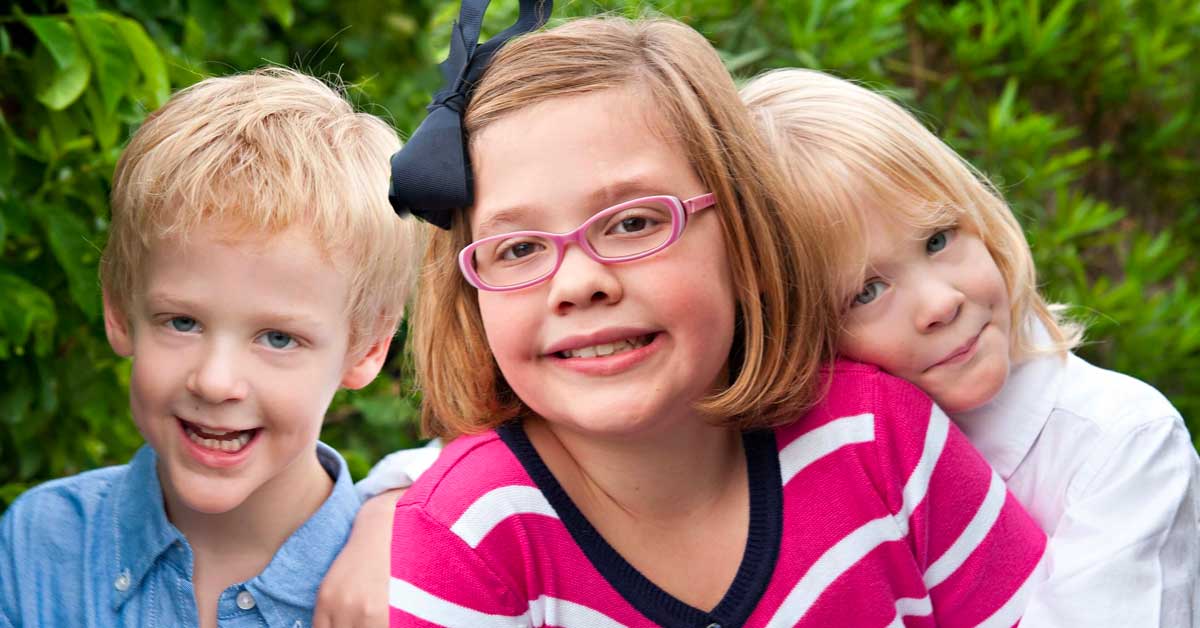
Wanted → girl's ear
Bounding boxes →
[103,291,134,357]
[341,335,395,390]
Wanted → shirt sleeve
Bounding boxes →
[0,508,18,628]
[1020,416,1200,628]
[356,439,444,500]
[389,502,528,628]
[871,373,1047,628]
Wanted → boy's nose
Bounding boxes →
[547,246,623,315]
[186,344,249,403]
[915,279,964,331]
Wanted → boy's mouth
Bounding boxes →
[179,419,259,453]
[556,333,655,359]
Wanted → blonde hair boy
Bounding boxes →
[0,68,421,627]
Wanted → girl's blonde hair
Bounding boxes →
[740,68,1082,360]
[104,68,423,356]
[413,17,841,438]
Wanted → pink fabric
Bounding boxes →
[390,362,1045,627]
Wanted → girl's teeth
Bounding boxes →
[562,335,649,359]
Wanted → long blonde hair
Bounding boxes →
[413,17,840,438]
[741,68,1082,359]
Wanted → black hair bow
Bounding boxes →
[389,0,553,230]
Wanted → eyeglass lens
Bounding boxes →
[470,199,678,288]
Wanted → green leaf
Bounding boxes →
[35,48,92,111]
[75,14,139,113]
[263,0,295,29]
[1,25,12,57]
[0,272,57,359]
[114,17,170,108]
[23,17,81,69]
[68,0,100,13]
[84,88,119,151]
[37,206,101,319]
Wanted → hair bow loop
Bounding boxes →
[390,0,553,230]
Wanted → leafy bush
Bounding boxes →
[2,0,1197,510]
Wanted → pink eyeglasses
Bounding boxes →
[459,193,716,291]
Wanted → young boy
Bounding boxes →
[0,68,419,627]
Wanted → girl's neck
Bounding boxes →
[525,413,745,524]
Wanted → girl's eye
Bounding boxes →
[259,330,296,350]
[927,229,954,254]
[605,209,666,236]
[852,280,887,307]
[169,317,198,332]
[497,239,546,261]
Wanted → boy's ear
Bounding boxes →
[103,291,134,357]
[341,335,394,390]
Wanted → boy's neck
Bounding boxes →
[159,451,334,583]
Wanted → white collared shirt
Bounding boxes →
[957,328,1200,628]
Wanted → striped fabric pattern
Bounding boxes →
[390,362,1046,627]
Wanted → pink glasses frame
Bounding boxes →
[458,193,717,292]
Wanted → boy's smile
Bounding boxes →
[104,222,376,517]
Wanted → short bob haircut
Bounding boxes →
[740,68,1082,360]
[103,68,422,356]
[413,16,842,439]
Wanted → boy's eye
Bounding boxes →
[169,317,198,332]
[260,330,297,350]
[852,280,887,307]
[926,229,954,253]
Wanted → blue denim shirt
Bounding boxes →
[0,442,362,628]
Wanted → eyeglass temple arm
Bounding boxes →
[684,193,716,214]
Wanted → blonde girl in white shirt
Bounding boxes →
[740,68,1199,627]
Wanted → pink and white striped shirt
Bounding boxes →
[390,362,1046,627]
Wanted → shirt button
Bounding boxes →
[706,624,722,628]
[113,569,131,592]
[236,590,256,610]
[292,621,303,628]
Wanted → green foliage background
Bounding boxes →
[1,0,1197,510]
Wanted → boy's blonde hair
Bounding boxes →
[103,68,422,356]
[740,68,1082,360]
[413,17,841,438]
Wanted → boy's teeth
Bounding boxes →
[184,424,254,453]
[561,335,649,359]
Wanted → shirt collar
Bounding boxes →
[111,445,185,611]
[242,442,362,625]
[954,317,1066,479]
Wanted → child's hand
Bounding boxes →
[313,489,404,628]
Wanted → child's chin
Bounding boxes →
[164,467,259,516]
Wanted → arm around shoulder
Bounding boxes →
[868,373,1046,627]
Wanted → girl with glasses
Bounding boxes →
[381,14,1047,628]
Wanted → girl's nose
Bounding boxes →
[186,343,249,403]
[546,246,623,315]
[915,279,964,331]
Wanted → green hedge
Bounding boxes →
[2,0,1197,511]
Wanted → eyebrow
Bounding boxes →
[473,175,668,239]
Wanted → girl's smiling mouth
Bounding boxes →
[555,333,655,359]
[545,331,664,376]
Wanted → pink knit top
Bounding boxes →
[390,362,1046,627]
